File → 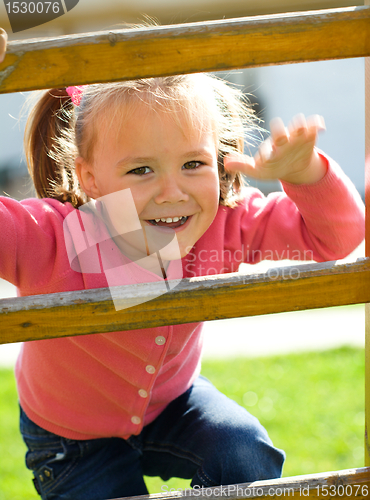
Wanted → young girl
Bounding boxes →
[0,32,365,500]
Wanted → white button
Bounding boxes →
[146,365,155,374]
[131,416,141,425]
[138,389,148,398]
[155,336,166,346]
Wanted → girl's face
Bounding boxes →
[76,102,220,263]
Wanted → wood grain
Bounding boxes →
[1,6,370,93]
[119,467,370,500]
[1,259,369,345]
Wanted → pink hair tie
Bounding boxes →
[66,85,85,106]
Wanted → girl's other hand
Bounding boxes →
[224,114,327,185]
[0,29,7,63]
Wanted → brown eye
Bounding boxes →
[128,166,151,175]
[183,161,202,170]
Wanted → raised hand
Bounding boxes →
[224,114,327,185]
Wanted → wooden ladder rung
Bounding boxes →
[1,258,369,344]
[113,468,370,500]
[1,6,370,93]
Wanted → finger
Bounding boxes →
[306,114,326,133]
[269,117,289,146]
[302,115,326,144]
[0,29,7,64]
[288,113,308,137]
[258,139,273,163]
[224,153,261,179]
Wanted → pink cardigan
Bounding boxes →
[0,155,364,440]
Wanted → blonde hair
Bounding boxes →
[24,73,258,208]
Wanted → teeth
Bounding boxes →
[151,216,188,224]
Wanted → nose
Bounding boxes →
[153,172,189,205]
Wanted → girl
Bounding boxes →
[0,33,364,500]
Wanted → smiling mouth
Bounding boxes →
[147,216,189,229]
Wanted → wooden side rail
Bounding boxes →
[118,467,370,500]
[1,259,369,344]
[364,0,370,469]
[0,6,370,93]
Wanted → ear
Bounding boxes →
[75,156,101,199]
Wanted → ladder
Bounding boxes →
[1,5,370,499]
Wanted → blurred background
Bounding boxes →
[0,0,366,362]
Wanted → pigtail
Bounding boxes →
[24,88,86,207]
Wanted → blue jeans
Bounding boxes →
[20,376,285,500]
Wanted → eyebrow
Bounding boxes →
[182,149,214,159]
[115,157,155,169]
[116,149,213,169]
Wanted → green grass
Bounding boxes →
[0,347,365,499]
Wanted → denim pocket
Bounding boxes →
[19,407,83,496]
[19,406,150,499]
